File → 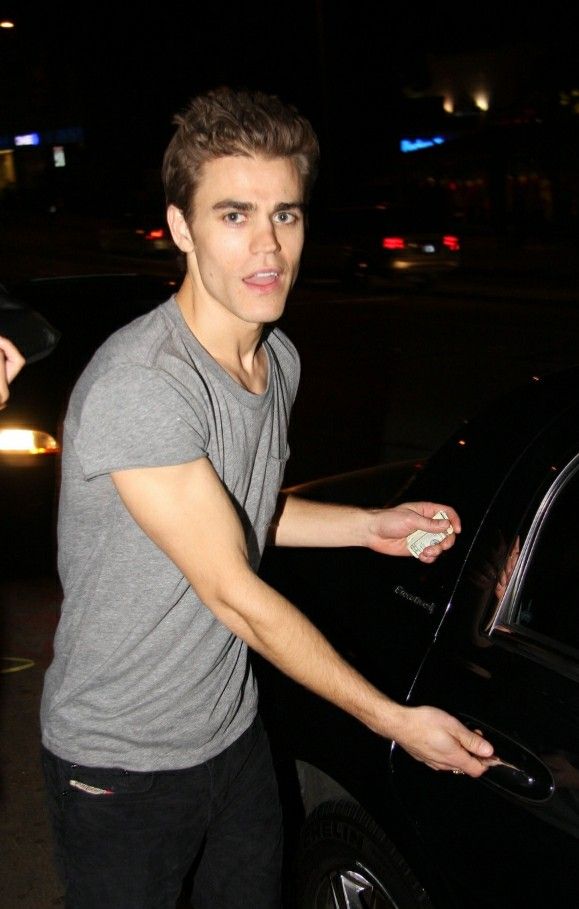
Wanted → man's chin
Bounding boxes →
[246,289,291,323]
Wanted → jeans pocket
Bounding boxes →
[65,764,155,798]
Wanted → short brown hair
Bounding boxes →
[161,86,320,225]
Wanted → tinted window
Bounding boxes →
[512,464,579,654]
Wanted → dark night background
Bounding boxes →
[3,10,579,906]
[2,1,578,215]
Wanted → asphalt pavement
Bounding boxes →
[1,576,63,906]
[1,224,579,906]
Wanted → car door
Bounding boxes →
[391,409,579,908]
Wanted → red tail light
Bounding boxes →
[382,236,405,250]
[145,228,165,241]
[443,235,460,251]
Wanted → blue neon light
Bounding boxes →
[14,133,40,147]
[400,136,446,153]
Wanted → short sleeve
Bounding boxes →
[74,365,209,479]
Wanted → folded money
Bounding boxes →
[406,510,454,558]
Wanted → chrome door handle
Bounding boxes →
[460,714,555,802]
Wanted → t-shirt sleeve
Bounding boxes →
[74,365,209,479]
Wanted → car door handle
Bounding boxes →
[460,714,555,803]
[482,756,537,793]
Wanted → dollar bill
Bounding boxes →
[406,510,454,558]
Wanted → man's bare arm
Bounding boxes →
[112,457,492,776]
[270,493,460,564]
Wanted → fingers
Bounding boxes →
[367,502,462,561]
[425,505,460,535]
[447,725,493,777]
[403,502,462,536]
[407,503,461,562]
[418,533,457,563]
[460,726,494,758]
[399,707,494,779]
[0,336,25,386]
[452,755,491,778]
[0,352,8,407]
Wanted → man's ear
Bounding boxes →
[167,205,195,253]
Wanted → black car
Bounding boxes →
[0,273,178,575]
[97,211,174,258]
[257,365,579,909]
[299,201,461,288]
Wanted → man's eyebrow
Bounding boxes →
[212,200,305,213]
[213,200,255,212]
[272,201,306,212]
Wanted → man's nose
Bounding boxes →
[250,219,281,254]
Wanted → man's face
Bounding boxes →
[170,154,305,329]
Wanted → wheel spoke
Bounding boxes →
[326,868,393,909]
[300,804,430,909]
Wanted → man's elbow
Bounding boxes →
[188,561,260,642]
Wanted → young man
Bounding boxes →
[40,87,493,909]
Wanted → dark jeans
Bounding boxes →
[42,716,283,909]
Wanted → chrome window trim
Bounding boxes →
[487,451,579,644]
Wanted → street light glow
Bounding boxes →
[0,20,15,28]
[474,92,490,112]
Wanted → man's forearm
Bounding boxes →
[270,493,373,548]
[208,564,405,739]
[205,566,493,777]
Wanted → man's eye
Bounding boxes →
[274,211,298,224]
[224,212,246,224]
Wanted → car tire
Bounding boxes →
[292,800,434,909]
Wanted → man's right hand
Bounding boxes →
[388,704,493,777]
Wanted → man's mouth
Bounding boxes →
[242,270,281,287]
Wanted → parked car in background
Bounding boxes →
[257,365,579,909]
[299,200,461,288]
[0,287,61,367]
[0,273,178,576]
[97,210,174,258]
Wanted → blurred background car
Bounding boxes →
[0,287,61,366]
[0,273,178,577]
[257,365,579,909]
[300,195,461,288]
[97,207,174,258]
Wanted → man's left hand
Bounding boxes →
[367,502,461,562]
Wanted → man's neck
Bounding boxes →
[175,276,268,394]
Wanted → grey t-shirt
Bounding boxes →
[40,296,300,771]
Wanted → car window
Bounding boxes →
[308,202,456,243]
[490,452,579,663]
[511,463,579,652]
